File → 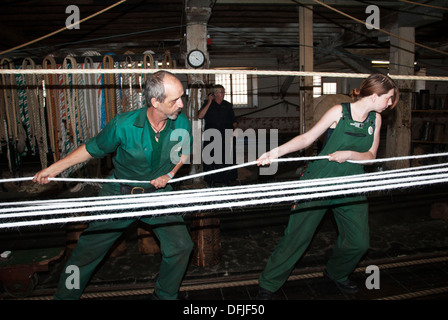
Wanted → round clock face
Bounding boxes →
[187,49,205,68]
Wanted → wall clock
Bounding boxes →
[187,49,206,68]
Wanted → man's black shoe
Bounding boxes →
[256,286,273,300]
[323,269,358,294]
[151,290,187,300]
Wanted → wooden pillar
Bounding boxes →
[137,222,160,255]
[185,2,210,171]
[299,6,314,139]
[185,1,221,267]
[386,26,414,170]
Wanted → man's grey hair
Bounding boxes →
[144,70,175,107]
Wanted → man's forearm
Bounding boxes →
[49,145,92,176]
[169,154,189,177]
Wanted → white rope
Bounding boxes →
[1,172,447,229]
[2,163,448,218]
[3,171,448,217]
[0,154,447,228]
[2,162,448,208]
[1,152,445,185]
[0,68,447,82]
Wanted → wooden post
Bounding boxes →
[299,5,314,156]
[137,225,160,255]
[189,213,222,267]
[185,1,221,268]
[386,26,414,170]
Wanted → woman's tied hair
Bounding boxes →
[351,73,399,109]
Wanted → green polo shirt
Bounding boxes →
[85,107,192,193]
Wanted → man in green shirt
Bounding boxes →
[33,71,193,300]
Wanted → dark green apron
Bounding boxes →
[259,103,377,292]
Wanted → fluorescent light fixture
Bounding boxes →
[371,60,390,64]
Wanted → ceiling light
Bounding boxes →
[371,60,389,65]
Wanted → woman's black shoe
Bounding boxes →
[256,286,273,300]
[323,269,358,294]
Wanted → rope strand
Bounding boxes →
[0,154,447,228]
[2,173,447,229]
[2,163,448,218]
[0,68,447,82]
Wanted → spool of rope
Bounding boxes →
[82,56,97,139]
[130,57,139,111]
[126,53,139,111]
[71,56,83,147]
[115,60,123,114]
[163,50,173,69]
[142,52,154,82]
[15,68,31,157]
[119,56,130,112]
[77,63,88,145]
[43,55,61,162]
[61,55,88,179]
[141,51,155,108]
[57,62,70,158]
[94,59,103,134]
[81,51,103,181]
[62,56,78,150]
[102,54,116,124]
[121,52,139,112]
[1,58,19,144]
[38,79,49,167]
[22,57,47,169]
[137,71,144,109]
[0,58,19,174]
[81,51,103,137]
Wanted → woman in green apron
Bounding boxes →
[256,74,399,299]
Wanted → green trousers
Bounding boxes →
[54,215,193,300]
[259,196,369,293]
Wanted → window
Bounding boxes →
[313,76,337,97]
[323,82,337,95]
[313,76,322,98]
[214,68,258,108]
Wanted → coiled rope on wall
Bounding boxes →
[81,52,101,141]
[0,52,160,180]
[1,58,21,175]
[43,55,61,163]
[21,57,47,169]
